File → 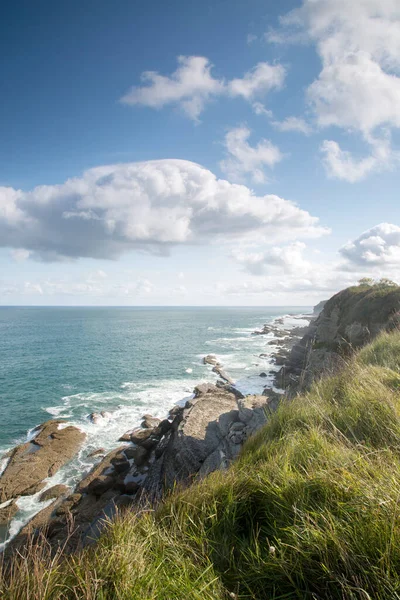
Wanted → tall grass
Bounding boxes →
[2,331,400,599]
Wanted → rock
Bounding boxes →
[169,405,183,419]
[129,428,153,444]
[111,459,130,474]
[125,481,140,495]
[87,448,105,458]
[203,355,220,366]
[130,446,148,467]
[212,366,234,385]
[39,484,70,502]
[66,493,82,505]
[0,420,86,503]
[55,500,75,516]
[154,419,172,437]
[76,446,126,493]
[194,383,217,397]
[143,387,240,500]
[119,431,134,442]
[115,495,135,510]
[88,475,115,496]
[215,382,245,400]
[141,415,161,429]
[278,285,400,393]
[140,436,160,452]
[88,412,102,424]
[88,412,111,424]
[260,372,267,378]
[0,499,18,525]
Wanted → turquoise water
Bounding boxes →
[0,306,309,547]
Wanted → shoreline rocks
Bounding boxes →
[0,420,85,504]
[3,311,314,551]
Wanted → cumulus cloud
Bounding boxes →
[120,56,285,121]
[267,0,400,180]
[232,242,310,275]
[219,127,283,183]
[340,223,400,268]
[271,116,312,135]
[228,62,286,100]
[0,159,327,262]
[321,135,394,182]
[120,56,224,121]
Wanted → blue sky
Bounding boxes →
[1,0,399,305]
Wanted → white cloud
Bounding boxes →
[321,135,394,182]
[247,34,258,45]
[268,0,400,180]
[219,127,283,183]
[0,159,327,262]
[251,102,273,118]
[228,62,286,100]
[340,223,400,267]
[120,56,285,121]
[232,242,310,275]
[226,222,400,298]
[272,116,312,135]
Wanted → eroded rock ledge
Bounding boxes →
[6,385,278,553]
[0,420,85,504]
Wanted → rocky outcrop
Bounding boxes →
[277,285,400,392]
[142,385,271,501]
[203,355,221,367]
[39,484,70,502]
[0,420,85,503]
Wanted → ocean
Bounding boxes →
[0,306,310,548]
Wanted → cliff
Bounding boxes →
[277,283,400,391]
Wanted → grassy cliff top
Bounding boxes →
[323,281,400,329]
[3,331,400,599]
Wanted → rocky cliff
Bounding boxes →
[278,284,400,391]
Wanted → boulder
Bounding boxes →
[39,484,70,502]
[88,475,115,496]
[0,420,86,503]
[203,355,220,366]
[125,481,140,495]
[141,415,161,429]
[130,428,154,444]
[111,458,130,474]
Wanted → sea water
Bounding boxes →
[0,306,310,548]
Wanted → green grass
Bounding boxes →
[3,331,400,599]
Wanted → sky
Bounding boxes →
[1,0,400,306]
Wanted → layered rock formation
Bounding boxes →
[277,285,400,392]
[0,420,85,503]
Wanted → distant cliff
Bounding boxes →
[278,283,400,391]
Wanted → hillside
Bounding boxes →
[2,326,400,599]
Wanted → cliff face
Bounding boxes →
[278,284,400,391]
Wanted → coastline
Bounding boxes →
[0,309,313,551]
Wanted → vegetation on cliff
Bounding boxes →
[2,329,400,599]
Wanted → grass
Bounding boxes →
[2,331,400,599]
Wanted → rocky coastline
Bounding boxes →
[0,311,314,553]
